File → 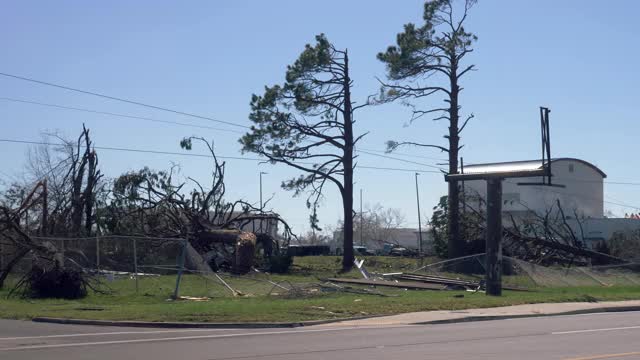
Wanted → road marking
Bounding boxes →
[0,328,232,341]
[552,325,640,335]
[564,351,640,360]
[0,325,412,351]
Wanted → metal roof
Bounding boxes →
[461,158,606,178]
[463,159,546,175]
[445,158,606,182]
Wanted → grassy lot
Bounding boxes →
[1,256,640,323]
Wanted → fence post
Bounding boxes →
[173,239,188,299]
[96,237,100,270]
[133,238,139,294]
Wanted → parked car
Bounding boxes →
[389,246,418,257]
[353,245,375,256]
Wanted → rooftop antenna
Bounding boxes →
[517,107,565,188]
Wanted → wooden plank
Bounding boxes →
[325,278,447,291]
[396,274,478,287]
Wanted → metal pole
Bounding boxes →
[41,180,47,236]
[133,238,138,294]
[415,173,423,256]
[259,171,267,234]
[461,157,466,240]
[173,239,188,299]
[461,157,466,213]
[486,178,503,296]
[260,172,263,210]
[96,237,100,270]
[259,171,268,210]
[360,188,363,246]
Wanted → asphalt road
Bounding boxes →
[1,312,640,360]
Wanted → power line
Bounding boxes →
[2,96,453,166]
[0,138,262,162]
[0,138,443,174]
[503,179,640,211]
[0,97,245,134]
[356,149,446,171]
[359,166,442,174]
[553,176,640,187]
[0,72,249,129]
[356,147,448,162]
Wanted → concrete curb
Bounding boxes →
[412,305,640,325]
[31,315,381,329]
[31,305,640,329]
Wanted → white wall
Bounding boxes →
[331,228,434,252]
[567,218,640,248]
[464,159,604,219]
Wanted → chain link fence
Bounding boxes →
[3,237,640,299]
[1,235,312,299]
[412,253,640,288]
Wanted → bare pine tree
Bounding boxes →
[378,0,477,259]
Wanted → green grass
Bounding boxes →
[1,256,640,323]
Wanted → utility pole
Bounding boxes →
[360,188,363,246]
[415,173,423,256]
[259,171,268,234]
[460,157,466,239]
[486,178,503,296]
[259,171,267,210]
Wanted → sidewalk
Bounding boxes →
[315,300,640,327]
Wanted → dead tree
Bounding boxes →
[68,125,102,237]
[378,0,477,259]
[22,126,103,237]
[458,191,625,265]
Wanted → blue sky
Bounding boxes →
[1,1,639,233]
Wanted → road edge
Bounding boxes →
[413,305,640,325]
[31,314,382,329]
[31,304,640,329]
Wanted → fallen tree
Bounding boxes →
[429,191,624,267]
[107,136,298,273]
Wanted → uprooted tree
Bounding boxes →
[0,126,105,295]
[378,0,478,259]
[240,34,368,271]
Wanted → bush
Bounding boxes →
[269,254,293,274]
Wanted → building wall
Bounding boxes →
[566,218,640,248]
[331,228,434,253]
[465,159,604,219]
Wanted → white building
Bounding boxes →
[462,158,640,248]
[331,227,433,253]
[463,158,605,219]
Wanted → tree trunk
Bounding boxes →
[70,159,86,237]
[447,67,462,259]
[341,50,355,271]
[83,150,98,236]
